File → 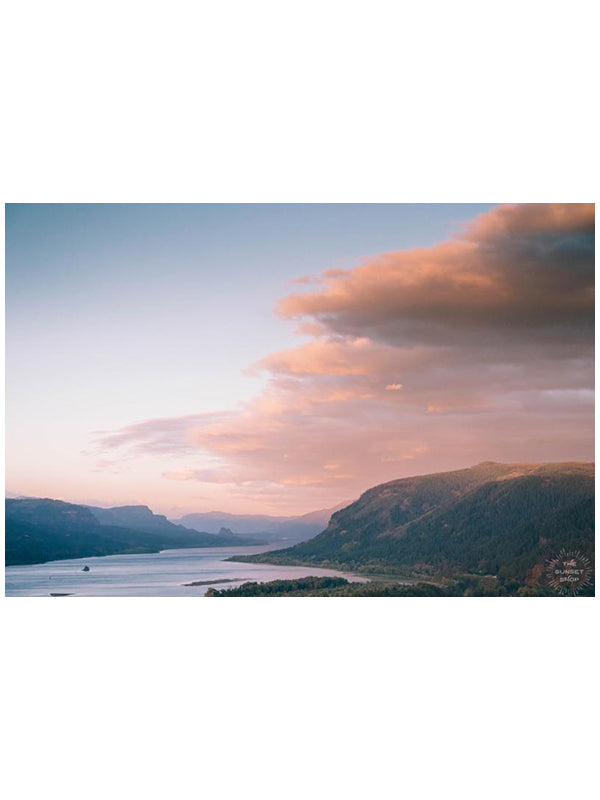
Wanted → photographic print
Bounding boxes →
[5,203,595,597]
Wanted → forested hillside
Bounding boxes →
[232,462,594,587]
[5,498,261,566]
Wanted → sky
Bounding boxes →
[5,203,594,516]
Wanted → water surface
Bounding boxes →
[5,545,367,597]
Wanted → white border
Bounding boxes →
[2,1,597,798]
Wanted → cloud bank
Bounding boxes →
[99,204,594,510]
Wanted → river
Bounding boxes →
[5,545,368,597]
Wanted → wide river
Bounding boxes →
[5,545,368,597]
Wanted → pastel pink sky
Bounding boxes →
[6,204,594,515]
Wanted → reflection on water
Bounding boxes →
[5,545,367,597]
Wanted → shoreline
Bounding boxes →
[227,554,426,585]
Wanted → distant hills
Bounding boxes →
[172,502,349,542]
[233,462,595,589]
[86,503,213,538]
[5,499,264,566]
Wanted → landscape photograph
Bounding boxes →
[5,203,595,597]
[3,7,596,800]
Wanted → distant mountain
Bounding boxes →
[5,499,263,566]
[233,462,595,588]
[173,510,288,534]
[84,503,245,541]
[173,502,349,542]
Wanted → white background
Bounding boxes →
[1,2,597,799]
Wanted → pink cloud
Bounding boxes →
[97,204,594,510]
[276,203,594,348]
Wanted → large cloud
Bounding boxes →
[98,204,594,509]
[278,203,594,347]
